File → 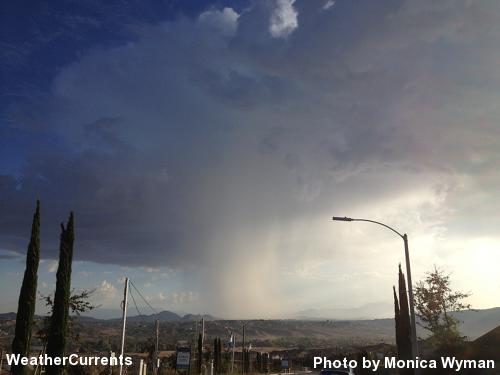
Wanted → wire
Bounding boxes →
[130,280,159,315]
[129,287,143,317]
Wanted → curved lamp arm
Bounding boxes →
[332,216,404,239]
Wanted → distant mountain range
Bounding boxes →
[1,307,498,340]
[111,311,218,323]
[291,307,500,340]
[452,307,500,339]
[0,311,217,323]
[293,302,392,320]
[0,312,16,320]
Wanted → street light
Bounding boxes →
[332,216,419,362]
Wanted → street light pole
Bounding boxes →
[332,216,419,363]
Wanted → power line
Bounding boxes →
[129,280,159,315]
[129,287,143,317]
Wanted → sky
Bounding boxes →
[1,0,500,320]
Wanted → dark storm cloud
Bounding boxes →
[2,0,500,315]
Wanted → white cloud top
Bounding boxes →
[198,7,240,36]
[269,0,298,38]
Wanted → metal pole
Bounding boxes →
[230,332,236,374]
[231,332,235,374]
[201,317,205,347]
[331,216,420,364]
[403,234,419,361]
[201,318,205,375]
[119,277,129,375]
[194,320,199,367]
[154,319,160,375]
[241,324,245,375]
[248,347,251,374]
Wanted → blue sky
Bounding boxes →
[1,0,500,319]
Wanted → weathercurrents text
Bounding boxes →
[6,353,133,366]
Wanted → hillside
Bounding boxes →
[108,311,218,323]
[470,325,500,359]
[1,307,498,352]
[452,307,500,339]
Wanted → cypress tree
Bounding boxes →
[213,338,219,374]
[11,201,41,375]
[243,349,249,374]
[262,353,268,374]
[198,333,203,375]
[398,264,414,375]
[393,286,402,355]
[46,213,74,375]
[217,338,222,373]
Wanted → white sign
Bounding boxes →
[176,351,191,369]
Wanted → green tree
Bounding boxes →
[243,349,249,374]
[213,338,219,374]
[414,266,471,354]
[392,265,413,375]
[197,333,203,375]
[262,353,269,374]
[397,265,413,368]
[46,213,75,375]
[11,201,41,375]
[38,288,98,344]
[255,352,262,373]
[393,286,401,354]
[217,338,222,373]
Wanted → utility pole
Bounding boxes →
[247,344,252,374]
[119,277,129,375]
[201,317,205,347]
[201,317,205,375]
[153,319,160,375]
[231,332,235,374]
[193,319,199,374]
[189,321,197,375]
[241,324,245,375]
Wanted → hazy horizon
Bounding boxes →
[3,304,500,322]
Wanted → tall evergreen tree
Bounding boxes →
[262,353,269,374]
[217,338,222,373]
[243,349,249,374]
[46,213,74,375]
[393,286,402,354]
[11,201,41,375]
[198,333,203,375]
[397,264,414,375]
[213,338,219,374]
[256,352,262,373]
